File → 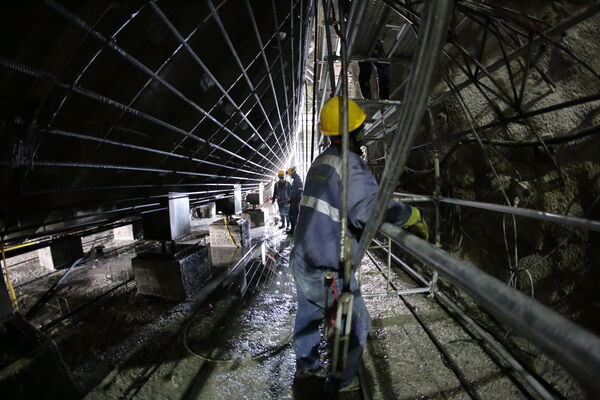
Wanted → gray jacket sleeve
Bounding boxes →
[347,154,412,231]
[272,182,279,201]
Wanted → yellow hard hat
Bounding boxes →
[277,170,285,176]
[319,96,367,136]
[287,167,296,176]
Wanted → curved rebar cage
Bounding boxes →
[1,0,600,397]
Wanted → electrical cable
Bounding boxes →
[182,323,292,364]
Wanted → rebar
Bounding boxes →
[380,222,600,396]
[149,1,286,164]
[44,0,280,172]
[354,0,454,267]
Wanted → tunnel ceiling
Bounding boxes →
[1,0,600,246]
[0,0,310,242]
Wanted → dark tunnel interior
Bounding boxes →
[1,1,600,399]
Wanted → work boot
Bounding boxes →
[294,366,326,380]
[339,376,360,392]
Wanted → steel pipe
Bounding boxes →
[371,237,556,399]
[394,192,600,232]
[380,222,600,396]
[363,288,430,298]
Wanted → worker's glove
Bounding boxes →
[402,206,429,241]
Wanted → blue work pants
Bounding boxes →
[289,201,300,230]
[291,254,371,387]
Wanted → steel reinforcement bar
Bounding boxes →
[379,222,600,396]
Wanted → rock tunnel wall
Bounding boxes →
[373,1,600,335]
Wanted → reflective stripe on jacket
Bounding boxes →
[293,146,412,269]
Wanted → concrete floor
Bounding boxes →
[5,216,585,399]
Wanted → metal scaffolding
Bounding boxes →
[302,0,600,397]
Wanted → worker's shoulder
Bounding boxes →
[348,152,369,168]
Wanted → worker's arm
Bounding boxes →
[272,183,279,203]
[347,154,428,240]
[347,155,412,231]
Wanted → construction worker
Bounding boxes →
[359,40,390,100]
[272,170,292,229]
[289,96,428,392]
[286,166,303,234]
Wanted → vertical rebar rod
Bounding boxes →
[354,1,454,266]
[311,0,318,162]
[338,0,351,293]
[322,0,337,94]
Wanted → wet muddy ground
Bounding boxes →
[6,215,584,399]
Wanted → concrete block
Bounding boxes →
[113,225,134,241]
[37,247,54,270]
[215,196,241,215]
[246,193,261,205]
[113,221,143,240]
[36,237,83,270]
[0,273,13,322]
[241,209,266,228]
[0,314,79,400]
[210,246,243,268]
[142,194,191,241]
[193,203,216,219]
[259,182,265,204]
[209,218,251,248]
[132,244,211,300]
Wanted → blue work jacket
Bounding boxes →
[289,172,304,205]
[272,179,291,205]
[293,145,412,270]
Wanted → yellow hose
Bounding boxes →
[223,217,240,248]
[0,241,37,254]
[1,240,19,311]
